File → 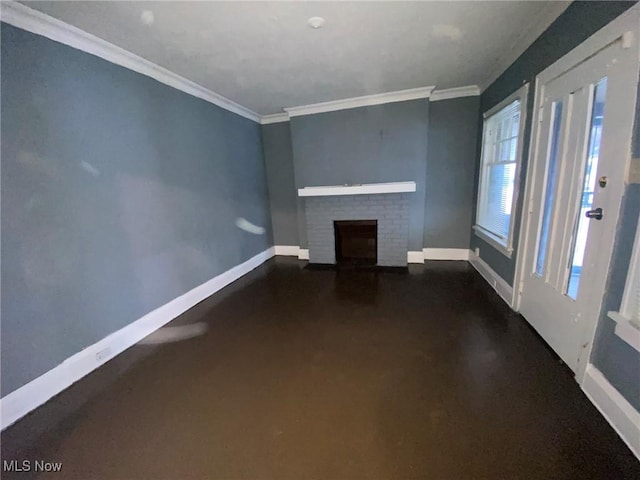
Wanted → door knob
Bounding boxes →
[585,208,603,220]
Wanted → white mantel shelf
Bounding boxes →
[298,181,416,197]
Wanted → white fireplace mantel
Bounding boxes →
[298,181,416,197]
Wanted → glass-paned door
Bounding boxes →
[518,35,638,376]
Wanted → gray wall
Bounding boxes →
[470,1,637,285]
[425,96,480,248]
[262,122,298,246]
[591,77,640,411]
[290,100,429,251]
[263,97,479,253]
[1,24,272,396]
[591,184,640,411]
[468,0,639,409]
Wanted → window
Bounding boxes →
[474,85,528,256]
[608,218,640,352]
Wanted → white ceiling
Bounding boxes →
[21,1,570,116]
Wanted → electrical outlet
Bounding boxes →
[475,247,480,256]
[95,347,111,363]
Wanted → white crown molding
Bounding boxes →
[284,86,435,117]
[479,1,571,91]
[1,0,564,123]
[280,84,480,118]
[430,85,480,102]
[0,0,262,123]
[260,112,290,125]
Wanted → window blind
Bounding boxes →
[477,100,521,243]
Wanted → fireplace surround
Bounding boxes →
[302,193,411,266]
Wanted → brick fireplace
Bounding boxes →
[299,183,415,267]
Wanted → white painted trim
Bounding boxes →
[422,248,470,261]
[479,1,571,91]
[469,251,514,308]
[608,311,640,353]
[472,226,513,258]
[430,85,481,102]
[407,251,425,264]
[535,4,640,88]
[475,83,529,262]
[582,364,640,460]
[278,246,425,264]
[262,85,480,121]
[274,245,300,257]
[284,87,434,117]
[0,247,275,430]
[618,212,640,325]
[298,181,416,197]
[260,113,290,125]
[298,249,309,260]
[514,3,640,383]
[0,1,262,123]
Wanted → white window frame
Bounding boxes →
[607,215,640,352]
[473,84,529,258]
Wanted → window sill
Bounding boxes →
[608,311,640,353]
[473,226,513,259]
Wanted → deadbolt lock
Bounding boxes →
[585,208,604,220]
[598,176,608,188]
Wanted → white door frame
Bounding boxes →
[513,4,640,384]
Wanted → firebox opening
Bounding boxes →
[334,220,377,266]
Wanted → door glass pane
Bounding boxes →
[535,100,564,276]
[566,78,607,299]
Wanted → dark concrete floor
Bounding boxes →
[2,258,639,479]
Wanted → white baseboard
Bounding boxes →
[0,246,275,431]
[278,247,470,264]
[582,364,640,460]
[407,251,425,264]
[272,245,308,260]
[423,248,470,261]
[469,251,514,308]
[274,245,300,257]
